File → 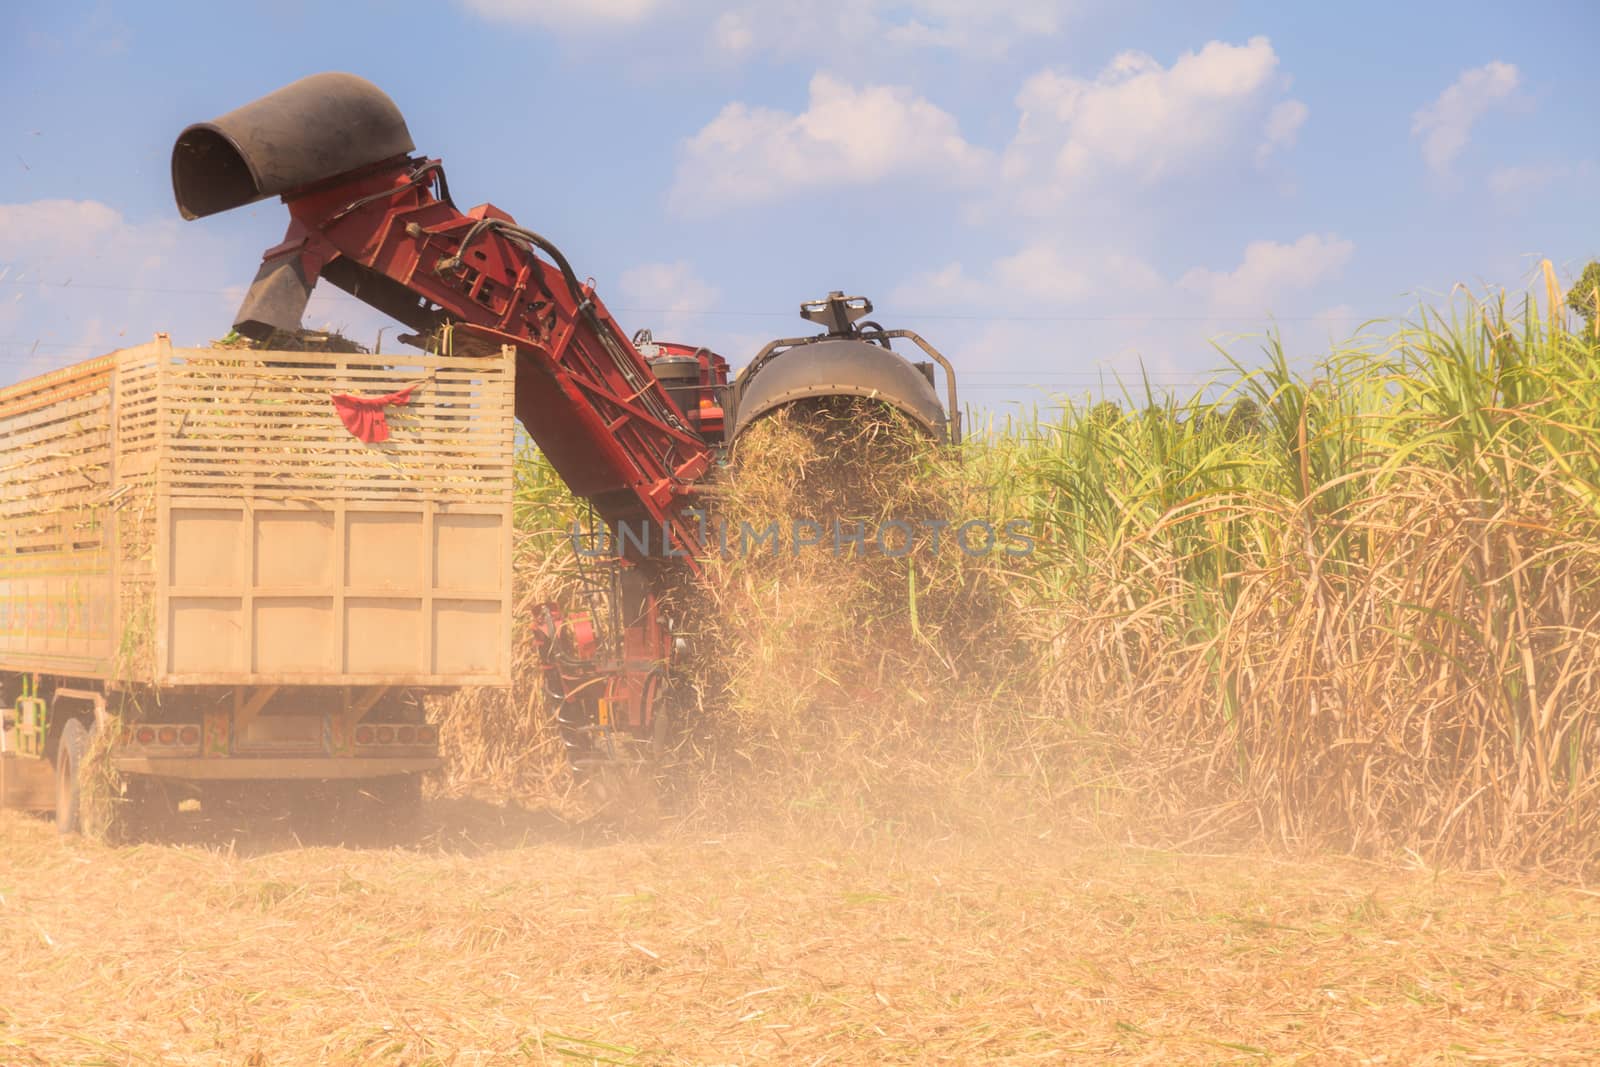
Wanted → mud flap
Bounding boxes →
[0,751,55,812]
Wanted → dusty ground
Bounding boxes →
[3,802,1600,1066]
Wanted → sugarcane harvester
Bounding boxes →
[171,72,959,770]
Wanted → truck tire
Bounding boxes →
[54,718,89,835]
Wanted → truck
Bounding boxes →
[0,335,516,835]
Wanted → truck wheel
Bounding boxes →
[54,718,89,835]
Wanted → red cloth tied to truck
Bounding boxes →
[330,386,414,443]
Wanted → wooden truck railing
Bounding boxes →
[1,336,516,835]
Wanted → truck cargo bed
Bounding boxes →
[0,336,516,687]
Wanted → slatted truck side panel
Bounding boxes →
[1,337,515,835]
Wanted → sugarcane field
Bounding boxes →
[4,6,1600,1065]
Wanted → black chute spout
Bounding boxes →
[171,72,414,219]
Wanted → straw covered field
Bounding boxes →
[8,282,1600,1063]
[6,806,1600,1065]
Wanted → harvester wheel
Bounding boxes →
[53,718,89,835]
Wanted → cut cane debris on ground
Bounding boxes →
[4,808,1600,1065]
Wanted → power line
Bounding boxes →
[960,382,1216,388]
[0,278,1381,322]
[0,346,1224,384]
[0,348,1228,388]
[0,339,128,348]
[0,279,371,303]
[0,342,1224,377]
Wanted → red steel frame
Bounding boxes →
[262,156,714,567]
[256,154,715,748]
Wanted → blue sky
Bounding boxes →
[1,1,1594,413]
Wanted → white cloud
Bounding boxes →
[457,0,665,29]
[1311,303,1358,326]
[711,3,878,57]
[0,199,169,260]
[992,244,1164,304]
[1307,303,1376,344]
[709,10,755,53]
[713,1,1076,60]
[883,233,1366,406]
[888,262,982,309]
[0,199,404,385]
[885,257,1197,400]
[1001,37,1300,209]
[617,260,719,313]
[672,39,1302,217]
[890,244,1162,311]
[1412,61,1519,176]
[0,200,188,382]
[947,317,1174,400]
[992,244,1099,303]
[0,199,183,334]
[670,74,990,212]
[1257,98,1309,163]
[897,237,1354,323]
[460,0,1077,57]
[1179,233,1354,314]
[1487,162,1568,199]
[612,262,779,360]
